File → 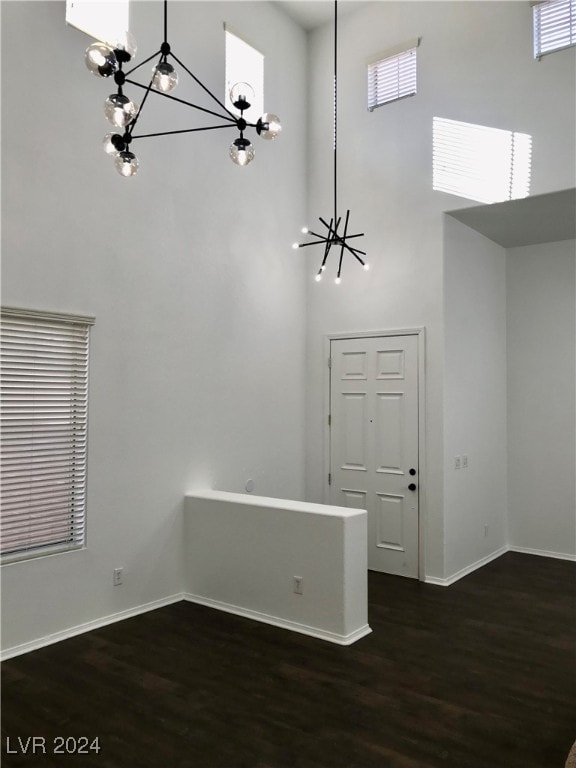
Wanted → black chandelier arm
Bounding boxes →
[344,244,367,257]
[127,55,165,135]
[319,215,341,237]
[297,239,334,249]
[124,78,237,123]
[130,124,236,140]
[169,52,238,122]
[336,209,350,279]
[349,250,367,266]
[124,49,164,77]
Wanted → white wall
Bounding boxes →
[443,218,508,579]
[304,2,575,579]
[184,491,370,644]
[507,240,576,558]
[1,1,308,652]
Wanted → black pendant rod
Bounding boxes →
[333,0,338,227]
[164,0,168,44]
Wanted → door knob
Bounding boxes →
[408,483,417,491]
[409,468,416,476]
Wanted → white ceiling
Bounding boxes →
[275,1,371,31]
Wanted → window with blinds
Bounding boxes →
[367,40,419,111]
[1,308,94,563]
[534,0,576,58]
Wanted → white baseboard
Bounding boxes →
[183,592,372,646]
[1,593,184,661]
[509,545,576,562]
[425,546,509,587]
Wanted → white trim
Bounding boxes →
[509,545,576,561]
[184,593,373,646]
[425,546,509,587]
[0,593,184,661]
[1,305,95,326]
[323,328,426,581]
[367,37,421,66]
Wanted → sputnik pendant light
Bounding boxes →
[84,0,281,177]
[293,0,368,283]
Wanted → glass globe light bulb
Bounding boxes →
[104,94,139,128]
[258,113,282,141]
[110,30,137,60]
[103,133,121,156]
[85,42,118,78]
[152,61,178,93]
[229,141,255,167]
[114,151,139,177]
[229,82,255,110]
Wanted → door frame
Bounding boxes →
[323,328,427,581]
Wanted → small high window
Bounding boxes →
[367,39,420,111]
[225,27,264,123]
[533,0,576,58]
[66,0,130,44]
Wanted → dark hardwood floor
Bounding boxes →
[2,552,575,768]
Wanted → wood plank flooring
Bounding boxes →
[2,552,575,768]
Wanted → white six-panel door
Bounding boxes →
[329,335,419,577]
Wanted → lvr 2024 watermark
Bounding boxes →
[5,736,101,755]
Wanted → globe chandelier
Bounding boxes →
[84,0,282,177]
[292,0,368,283]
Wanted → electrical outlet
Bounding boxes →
[113,568,123,586]
[293,576,303,595]
[454,456,462,470]
[462,454,469,469]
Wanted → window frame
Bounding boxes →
[367,38,420,112]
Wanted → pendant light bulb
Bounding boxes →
[85,42,118,78]
[292,243,300,250]
[229,82,255,111]
[363,263,370,271]
[103,133,121,156]
[315,273,322,282]
[229,139,255,167]
[114,150,139,177]
[301,227,309,234]
[152,61,178,93]
[104,94,139,128]
[335,277,342,285]
[257,113,282,141]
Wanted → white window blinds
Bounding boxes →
[533,0,576,58]
[1,308,94,562]
[367,41,419,111]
